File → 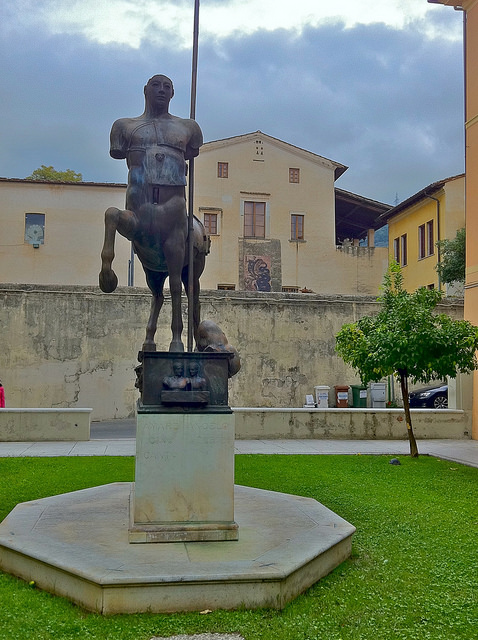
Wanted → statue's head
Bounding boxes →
[172,360,184,376]
[144,74,174,108]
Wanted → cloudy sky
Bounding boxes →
[1,0,465,204]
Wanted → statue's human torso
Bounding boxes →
[109,111,203,272]
[127,119,188,186]
[110,114,202,189]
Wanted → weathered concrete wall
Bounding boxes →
[0,285,465,421]
[233,408,471,440]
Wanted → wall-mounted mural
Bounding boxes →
[244,255,271,292]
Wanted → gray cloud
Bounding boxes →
[0,10,464,204]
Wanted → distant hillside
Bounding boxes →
[359,224,388,247]
[375,225,388,247]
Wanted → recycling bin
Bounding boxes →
[370,382,386,408]
[351,385,368,408]
[334,385,350,408]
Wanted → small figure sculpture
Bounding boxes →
[188,361,207,391]
[99,74,209,352]
[196,320,241,378]
[163,360,189,391]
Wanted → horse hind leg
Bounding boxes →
[164,245,186,353]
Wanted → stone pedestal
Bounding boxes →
[0,483,356,613]
[129,411,238,542]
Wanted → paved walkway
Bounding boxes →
[1,430,477,467]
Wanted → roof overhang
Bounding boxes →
[335,188,391,243]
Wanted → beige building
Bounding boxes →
[194,131,389,294]
[0,132,389,295]
[0,177,147,288]
[379,174,465,294]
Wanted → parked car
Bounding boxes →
[408,384,448,409]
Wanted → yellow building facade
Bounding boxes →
[430,0,478,438]
[381,175,464,293]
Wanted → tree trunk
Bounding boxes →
[398,370,419,458]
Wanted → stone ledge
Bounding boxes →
[233,408,471,440]
[0,408,91,441]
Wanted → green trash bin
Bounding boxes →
[351,385,367,408]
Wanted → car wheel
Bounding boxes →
[433,395,448,409]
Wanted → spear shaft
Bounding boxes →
[187,0,200,352]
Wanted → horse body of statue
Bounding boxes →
[99,74,208,352]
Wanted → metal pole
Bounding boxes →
[187,0,200,352]
[128,242,135,286]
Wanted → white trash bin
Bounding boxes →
[314,385,330,408]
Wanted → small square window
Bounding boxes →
[217,162,228,178]
[291,214,304,241]
[400,234,407,266]
[289,168,300,183]
[393,237,400,263]
[244,201,265,238]
[418,221,434,259]
[418,224,426,260]
[427,220,434,256]
[203,212,218,235]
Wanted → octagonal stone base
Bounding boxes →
[0,483,355,614]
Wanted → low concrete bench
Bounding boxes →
[0,408,92,441]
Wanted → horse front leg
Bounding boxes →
[163,242,186,352]
[168,267,184,352]
[99,207,121,293]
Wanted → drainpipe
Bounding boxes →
[426,194,441,291]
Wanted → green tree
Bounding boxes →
[336,262,478,457]
[436,227,465,285]
[25,165,83,182]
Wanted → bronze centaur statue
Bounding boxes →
[99,74,209,352]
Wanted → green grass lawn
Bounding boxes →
[0,454,477,640]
